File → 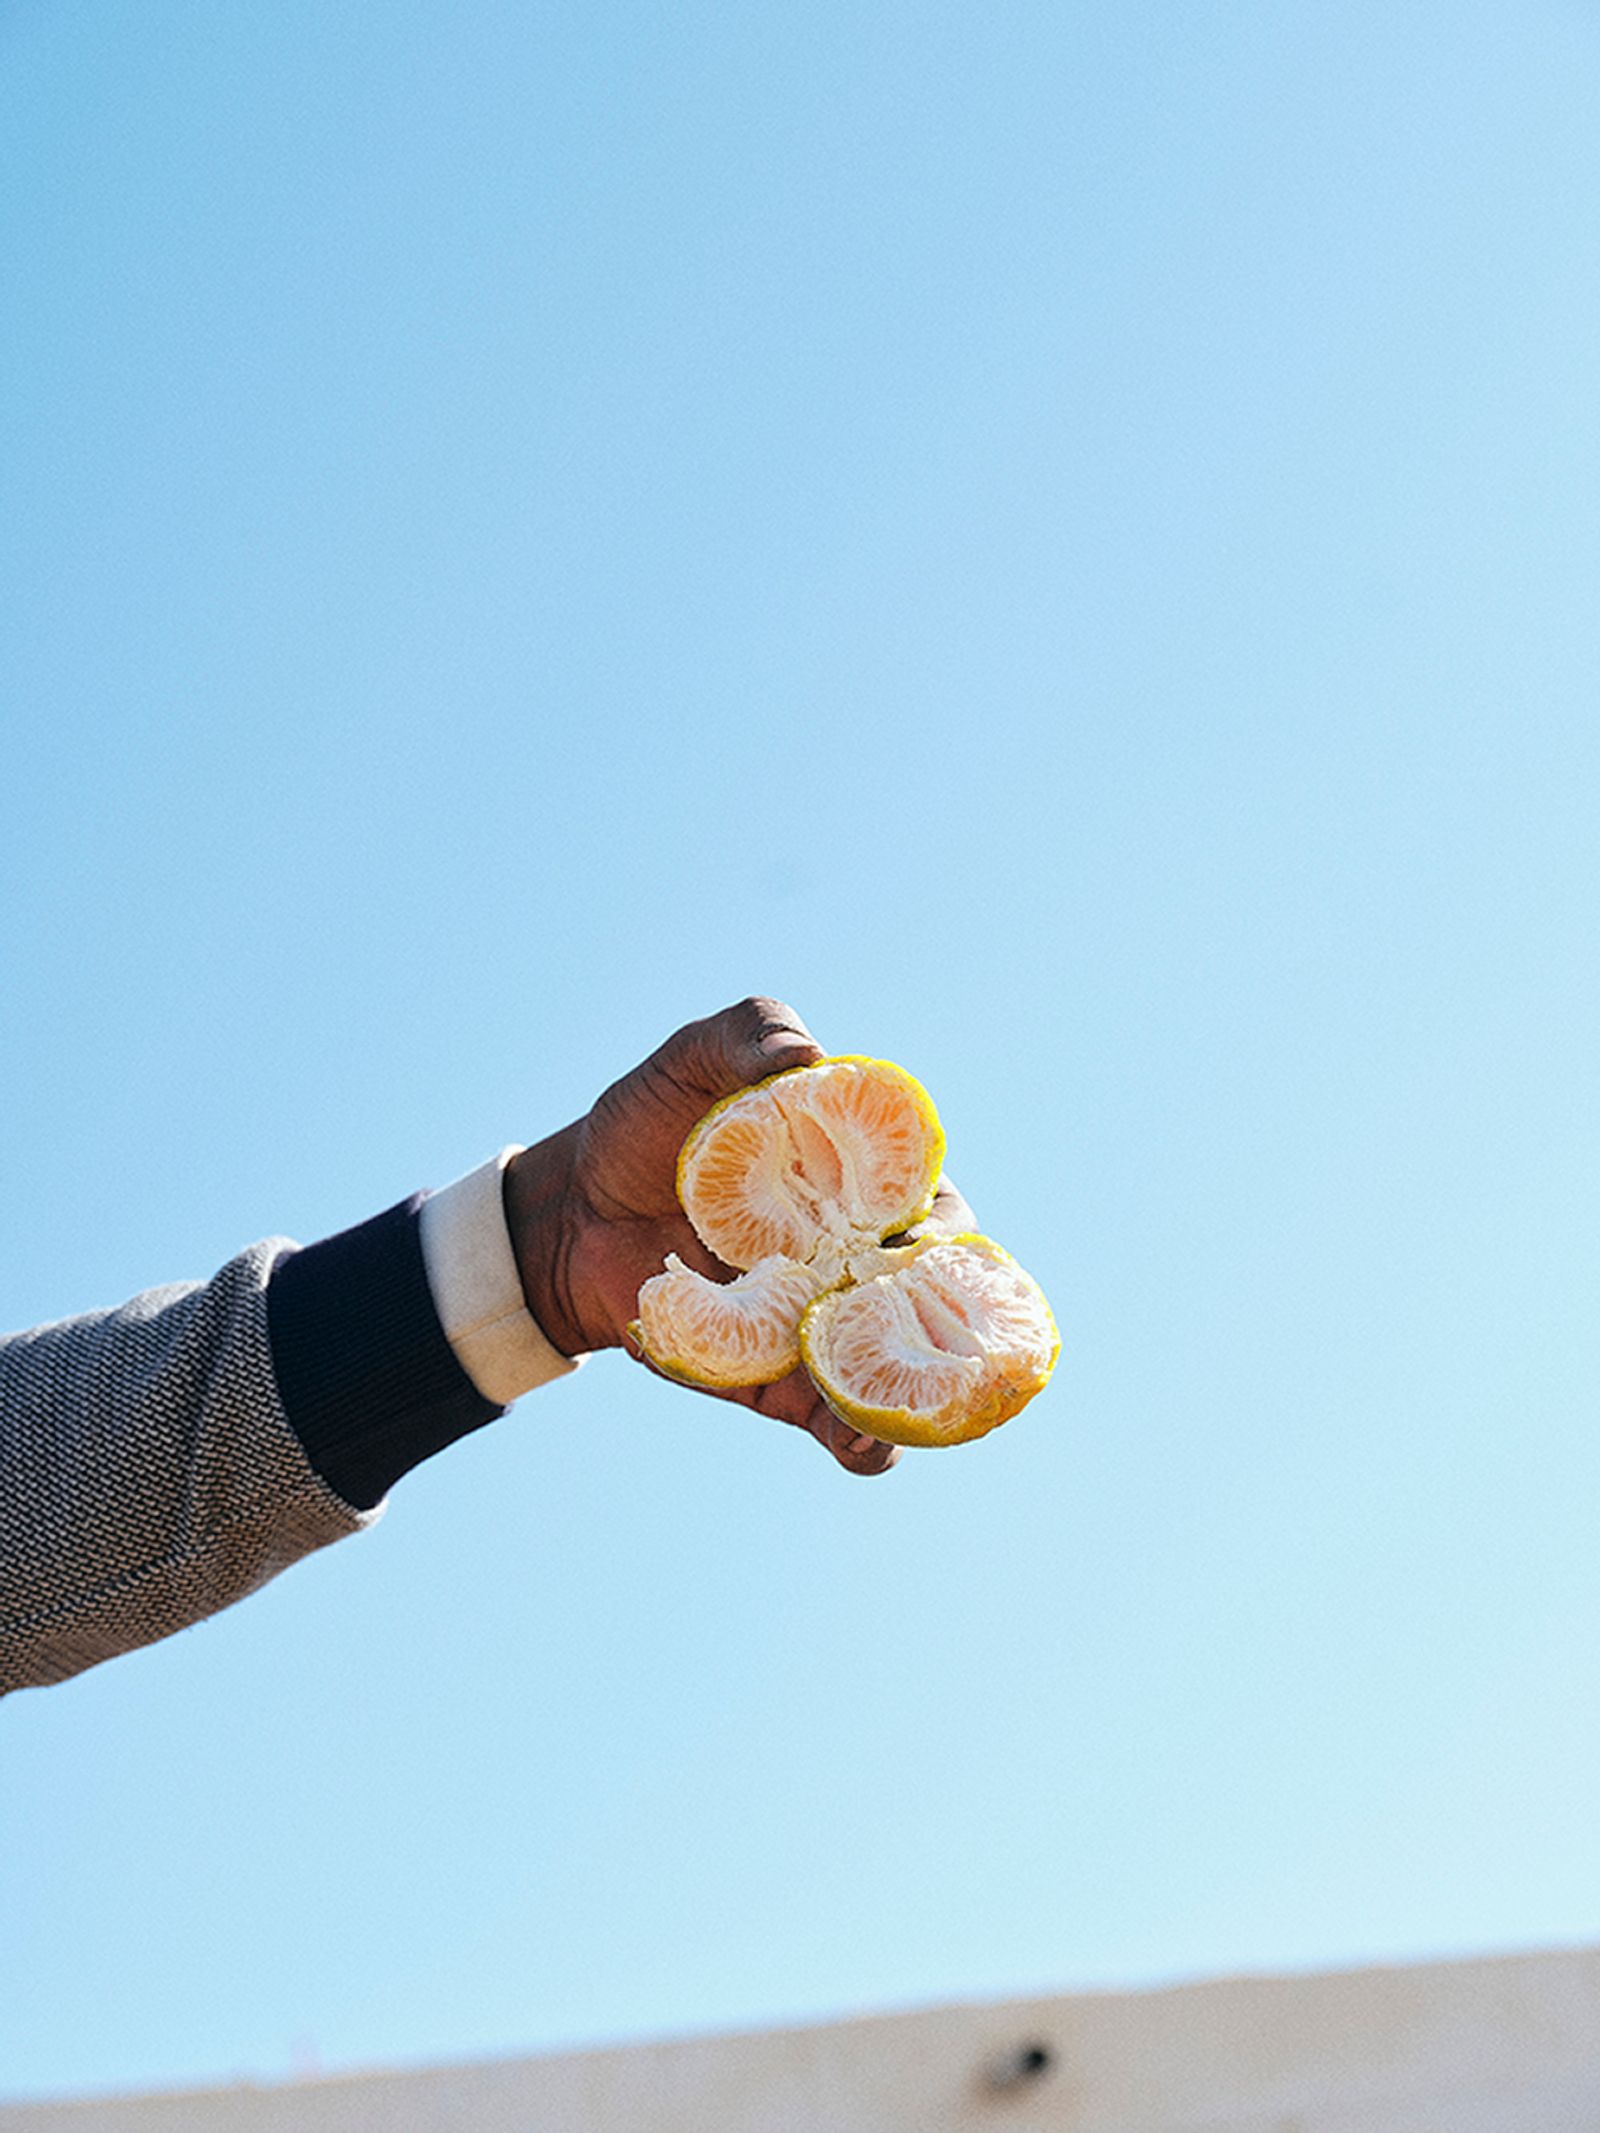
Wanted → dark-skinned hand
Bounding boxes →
[502,996,975,1476]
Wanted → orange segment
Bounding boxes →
[799,1235,1059,1448]
[632,1254,831,1389]
[673,1094,819,1270]
[678,1056,945,1271]
[771,1058,944,1242]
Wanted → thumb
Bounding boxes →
[640,997,825,1110]
[714,995,825,1091]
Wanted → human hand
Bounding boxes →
[502,997,974,1476]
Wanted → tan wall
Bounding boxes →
[6,1947,1600,2132]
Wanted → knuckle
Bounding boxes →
[732,993,792,1033]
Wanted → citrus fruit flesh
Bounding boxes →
[800,1234,1058,1447]
[676,1055,945,1271]
[630,1055,1057,1447]
[634,1253,833,1390]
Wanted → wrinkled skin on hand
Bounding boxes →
[503,997,975,1476]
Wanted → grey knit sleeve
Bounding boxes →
[0,1242,371,1694]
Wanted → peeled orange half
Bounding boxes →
[631,1057,1057,1447]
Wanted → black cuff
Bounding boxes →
[267,1195,505,1511]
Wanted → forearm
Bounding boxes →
[0,1237,374,1692]
[0,1167,576,1695]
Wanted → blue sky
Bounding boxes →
[5,0,1600,2102]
